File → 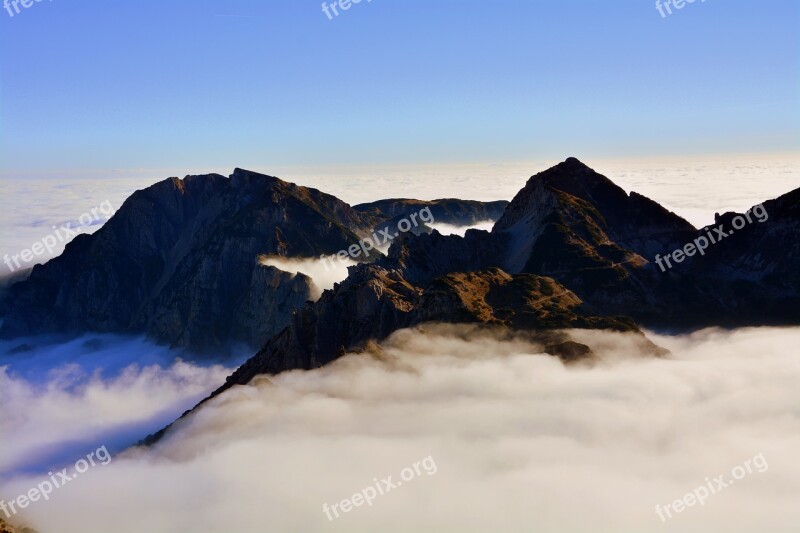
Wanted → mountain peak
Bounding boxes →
[230,167,287,186]
[561,156,589,167]
[493,158,697,274]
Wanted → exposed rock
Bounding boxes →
[0,518,38,533]
[143,263,650,444]
[490,158,800,328]
[544,340,593,362]
[4,158,800,447]
[0,171,509,352]
[354,198,508,226]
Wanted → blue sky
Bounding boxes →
[0,0,798,177]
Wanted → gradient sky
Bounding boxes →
[0,0,798,178]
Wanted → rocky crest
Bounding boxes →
[217,157,800,381]
[1,169,377,350]
[0,519,37,533]
[0,170,509,351]
[134,157,800,444]
[354,198,508,226]
[144,263,651,443]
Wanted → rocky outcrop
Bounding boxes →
[0,169,516,352]
[0,518,37,533]
[216,265,643,391]
[669,187,800,326]
[489,158,696,321]
[144,262,651,443]
[0,169,379,351]
[143,157,800,444]
[354,198,508,226]
[489,157,800,327]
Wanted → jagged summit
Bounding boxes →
[0,170,508,351]
[230,167,288,186]
[3,159,799,359]
[0,169,377,349]
[116,159,798,445]
[493,157,697,273]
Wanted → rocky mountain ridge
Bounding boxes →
[0,170,510,351]
[217,157,800,382]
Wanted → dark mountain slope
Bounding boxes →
[670,187,800,325]
[355,198,508,226]
[0,169,378,350]
[0,170,516,351]
[144,158,800,444]
[143,263,648,444]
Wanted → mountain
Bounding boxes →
[489,157,800,327]
[142,157,800,444]
[227,265,641,378]
[354,198,508,226]
[677,186,800,325]
[144,263,659,444]
[0,170,508,351]
[0,169,377,350]
[4,156,798,391]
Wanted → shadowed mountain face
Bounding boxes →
[4,158,799,365]
[118,157,798,444]
[0,169,380,350]
[676,187,800,325]
[229,266,639,379]
[0,169,509,351]
[216,158,800,384]
[143,263,655,444]
[493,157,698,271]
[486,158,800,327]
[354,198,508,226]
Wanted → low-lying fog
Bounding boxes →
[2,325,798,533]
[0,334,239,478]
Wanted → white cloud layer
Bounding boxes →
[0,334,236,478]
[428,220,495,237]
[258,256,356,300]
[2,326,798,533]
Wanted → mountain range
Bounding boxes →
[2,158,798,443]
[0,169,506,352]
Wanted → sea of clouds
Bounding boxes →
[1,158,799,532]
[2,155,798,276]
[1,326,798,533]
[0,334,239,479]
